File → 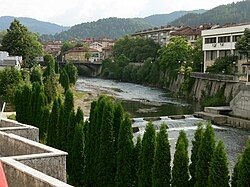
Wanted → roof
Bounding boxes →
[66,47,100,53]
[170,25,212,36]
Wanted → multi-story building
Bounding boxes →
[0,51,22,70]
[131,26,178,45]
[64,47,101,62]
[202,23,250,74]
[43,41,63,57]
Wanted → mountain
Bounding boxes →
[0,16,69,35]
[142,9,206,26]
[171,0,250,26]
[49,17,153,40]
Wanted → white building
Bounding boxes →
[0,51,22,70]
[202,23,250,74]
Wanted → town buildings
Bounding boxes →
[0,51,22,69]
[43,41,63,57]
[202,23,250,74]
[64,47,102,62]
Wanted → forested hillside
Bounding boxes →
[171,1,250,26]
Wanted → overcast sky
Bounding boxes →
[0,0,242,26]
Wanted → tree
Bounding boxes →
[113,103,124,153]
[44,72,57,103]
[97,99,115,186]
[139,122,156,187]
[1,19,43,67]
[189,123,204,186]
[208,140,230,187]
[152,124,171,187]
[47,99,59,147]
[30,65,43,84]
[43,54,55,77]
[59,69,69,92]
[231,156,241,187]
[64,63,78,85]
[39,106,50,141]
[116,113,134,187]
[195,123,215,187]
[132,136,142,187]
[69,124,85,186]
[172,130,189,187]
[237,140,250,187]
[235,28,250,62]
[192,38,203,72]
[0,67,23,105]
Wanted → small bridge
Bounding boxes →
[59,61,102,76]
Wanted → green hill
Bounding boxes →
[171,0,250,26]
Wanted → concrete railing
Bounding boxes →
[0,118,72,187]
[191,72,239,82]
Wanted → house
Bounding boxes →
[102,46,113,59]
[131,25,178,45]
[0,51,22,70]
[89,42,103,52]
[43,41,62,57]
[202,23,250,74]
[64,47,102,62]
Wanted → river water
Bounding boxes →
[76,77,250,171]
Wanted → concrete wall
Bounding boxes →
[230,85,250,120]
[1,158,71,187]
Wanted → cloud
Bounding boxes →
[0,0,243,26]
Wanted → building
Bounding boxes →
[64,47,102,62]
[202,23,250,74]
[43,41,63,57]
[0,51,22,70]
[131,25,178,45]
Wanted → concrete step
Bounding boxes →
[194,112,228,125]
[204,106,232,115]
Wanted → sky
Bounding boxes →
[0,0,243,26]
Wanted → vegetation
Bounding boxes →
[235,28,250,62]
[171,1,250,26]
[1,19,43,67]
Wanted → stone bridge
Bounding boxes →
[60,61,102,76]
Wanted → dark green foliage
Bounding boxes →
[202,84,227,107]
[237,140,250,187]
[171,1,250,26]
[66,111,76,152]
[64,63,78,85]
[231,156,241,187]
[46,99,59,147]
[139,122,156,187]
[49,17,152,40]
[236,28,250,61]
[152,124,171,187]
[132,136,142,187]
[69,124,85,186]
[98,99,115,186]
[172,130,189,187]
[0,67,23,104]
[116,113,134,187]
[113,103,124,152]
[189,123,204,186]
[206,55,238,75]
[75,107,84,125]
[39,106,50,141]
[43,54,55,77]
[59,69,69,92]
[208,140,229,187]
[30,65,43,84]
[195,123,215,187]
[14,84,32,124]
[1,19,43,67]
[44,72,57,103]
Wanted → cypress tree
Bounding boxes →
[172,130,189,187]
[132,136,142,187]
[84,101,97,186]
[69,123,85,186]
[237,140,250,187]
[98,99,115,186]
[75,107,84,125]
[113,103,124,151]
[195,123,215,187]
[66,111,76,152]
[152,124,171,187]
[231,156,241,187]
[59,68,69,93]
[116,113,133,187]
[39,106,50,141]
[47,99,59,147]
[189,123,204,186]
[138,122,156,187]
[208,140,229,187]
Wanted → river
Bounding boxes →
[76,77,250,171]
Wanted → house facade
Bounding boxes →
[202,23,250,74]
[0,51,22,70]
[64,47,102,62]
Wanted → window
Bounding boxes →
[206,50,217,61]
[219,50,231,58]
[232,35,242,42]
[205,37,216,44]
[218,36,230,43]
